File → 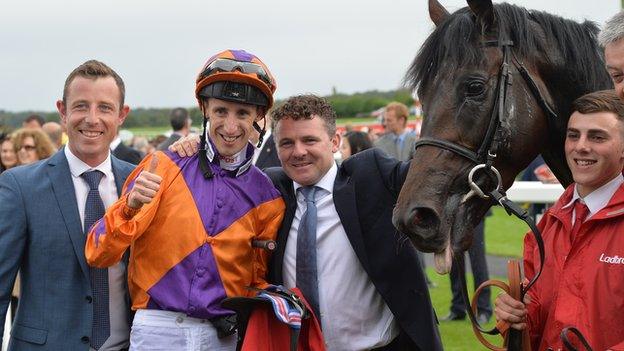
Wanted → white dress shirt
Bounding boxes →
[283,163,399,350]
[562,173,624,224]
[65,146,130,351]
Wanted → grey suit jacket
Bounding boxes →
[0,149,134,350]
[374,132,417,161]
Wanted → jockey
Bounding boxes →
[85,49,285,350]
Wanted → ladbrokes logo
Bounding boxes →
[599,253,624,265]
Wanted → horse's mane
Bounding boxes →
[405,3,608,98]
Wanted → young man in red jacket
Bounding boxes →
[495,90,624,351]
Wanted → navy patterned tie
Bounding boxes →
[81,170,110,350]
[296,186,321,322]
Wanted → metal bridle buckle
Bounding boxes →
[467,164,503,199]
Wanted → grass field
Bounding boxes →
[484,207,528,258]
[428,267,506,350]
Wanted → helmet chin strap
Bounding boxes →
[253,117,266,148]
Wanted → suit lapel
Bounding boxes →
[111,156,131,196]
[47,151,91,281]
[333,171,372,273]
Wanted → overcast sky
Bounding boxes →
[0,0,619,112]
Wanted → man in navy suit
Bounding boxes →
[0,60,134,350]
[266,95,441,350]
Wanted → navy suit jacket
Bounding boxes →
[113,142,143,165]
[255,134,281,170]
[265,148,442,351]
[0,149,134,350]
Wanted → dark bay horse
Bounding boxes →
[393,0,612,273]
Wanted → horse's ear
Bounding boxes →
[429,0,450,26]
[467,0,495,32]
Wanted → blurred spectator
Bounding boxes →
[374,102,416,161]
[42,121,64,149]
[158,107,192,150]
[22,114,45,129]
[132,136,154,156]
[11,128,56,165]
[0,134,18,173]
[340,131,372,160]
[150,134,167,151]
[441,216,492,324]
[111,130,143,164]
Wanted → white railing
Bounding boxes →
[505,181,564,203]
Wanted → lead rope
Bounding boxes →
[462,164,545,351]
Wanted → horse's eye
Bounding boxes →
[466,81,485,97]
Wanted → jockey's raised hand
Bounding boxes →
[169,134,200,157]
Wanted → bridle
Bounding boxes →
[411,39,565,350]
[413,39,558,178]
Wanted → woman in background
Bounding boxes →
[340,130,372,160]
[0,133,18,173]
[11,128,56,165]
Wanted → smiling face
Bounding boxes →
[203,98,261,157]
[275,116,340,186]
[0,139,17,169]
[57,76,129,167]
[565,111,624,197]
[17,136,39,165]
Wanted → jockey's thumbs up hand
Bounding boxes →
[127,154,163,209]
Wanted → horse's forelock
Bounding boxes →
[404,3,608,98]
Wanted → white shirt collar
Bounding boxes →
[110,136,122,150]
[64,146,114,180]
[563,174,624,215]
[293,162,337,195]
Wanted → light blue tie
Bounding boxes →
[296,186,321,322]
[81,170,110,350]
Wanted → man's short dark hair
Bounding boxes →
[271,94,337,136]
[63,60,125,106]
[23,114,45,127]
[169,107,189,131]
[572,90,624,120]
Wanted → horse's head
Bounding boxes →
[393,0,611,273]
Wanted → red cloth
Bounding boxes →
[523,183,624,351]
[241,288,326,351]
[570,200,589,243]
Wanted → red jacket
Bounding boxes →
[524,183,624,351]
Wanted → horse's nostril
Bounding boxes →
[411,207,439,230]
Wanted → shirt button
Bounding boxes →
[81,336,90,344]
[217,201,224,208]
[220,170,226,177]
[85,296,92,303]
[189,306,196,313]
[176,316,184,323]
[197,268,205,277]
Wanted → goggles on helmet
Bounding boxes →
[198,58,275,91]
[195,50,277,110]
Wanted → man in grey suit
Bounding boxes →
[157,107,191,151]
[374,101,416,161]
[0,60,134,350]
